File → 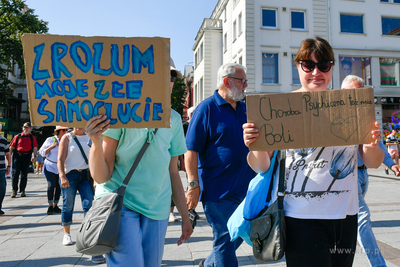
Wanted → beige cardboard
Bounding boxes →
[246,87,375,151]
[22,34,171,128]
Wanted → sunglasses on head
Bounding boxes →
[298,60,334,73]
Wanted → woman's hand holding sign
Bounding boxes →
[367,121,382,147]
[243,122,274,174]
[85,115,115,185]
[360,121,384,169]
[85,115,110,143]
[243,122,259,148]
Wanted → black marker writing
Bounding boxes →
[261,122,294,145]
[260,97,301,121]
[303,94,346,117]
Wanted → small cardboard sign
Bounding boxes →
[246,87,375,151]
[22,34,171,128]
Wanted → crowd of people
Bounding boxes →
[1,37,398,267]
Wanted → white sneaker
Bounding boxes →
[62,234,73,246]
[169,213,178,223]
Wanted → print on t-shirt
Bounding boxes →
[286,146,357,199]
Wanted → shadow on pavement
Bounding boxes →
[372,220,400,227]
[0,256,84,267]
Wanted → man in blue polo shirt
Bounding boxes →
[185,63,256,267]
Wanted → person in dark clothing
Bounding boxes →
[0,124,11,214]
[9,122,38,198]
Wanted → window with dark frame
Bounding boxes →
[262,9,277,28]
[291,11,305,30]
[382,17,400,35]
[262,53,279,84]
[340,14,364,34]
[291,55,300,85]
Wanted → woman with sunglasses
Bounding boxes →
[39,126,69,215]
[243,37,384,267]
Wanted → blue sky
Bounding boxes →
[24,0,217,73]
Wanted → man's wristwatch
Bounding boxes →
[188,180,199,187]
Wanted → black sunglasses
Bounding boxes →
[298,60,334,73]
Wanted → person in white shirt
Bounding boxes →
[39,126,68,215]
[243,37,384,267]
[385,129,399,174]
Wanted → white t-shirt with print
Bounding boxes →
[386,133,399,151]
[283,145,358,220]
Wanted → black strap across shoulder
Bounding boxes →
[16,133,34,154]
[70,133,89,164]
[255,150,286,218]
[277,149,286,210]
[119,128,158,195]
[70,129,158,197]
[265,150,286,206]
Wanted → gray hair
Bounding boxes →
[216,63,247,88]
[187,106,196,119]
[341,75,364,89]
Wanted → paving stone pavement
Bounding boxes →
[0,166,399,266]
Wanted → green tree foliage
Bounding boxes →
[171,77,187,117]
[0,0,48,108]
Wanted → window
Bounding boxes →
[291,11,305,30]
[200,78,204,101]
[194,52,198,68]
[340,14,364,34]
[199,43,203,61]
[262,8,277,28]
[262,53,279,84]
[224,33,227,52]
[238,13,242,35]
[381,0,400,3]
[339,56,372,86]
[382,17,400,35]
[239,56,243,65]
[291,55,300,85]
[380,58,400,86]
[233,20,237,41]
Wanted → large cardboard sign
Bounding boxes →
[246,87,376,151]
[22,34,171,128]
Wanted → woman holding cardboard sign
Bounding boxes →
[242,37,384,267]
[84,65,192,267]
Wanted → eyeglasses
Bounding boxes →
[227,77,248,85]
[298,60,334,73]
[60,129,68,132]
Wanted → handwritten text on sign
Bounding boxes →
[22,34,171,128]
[246,88,376,151]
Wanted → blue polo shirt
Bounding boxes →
[186,90,256,202]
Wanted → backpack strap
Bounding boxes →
[15,133,34,154]
[15,134,21,150]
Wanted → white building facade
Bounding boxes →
[193,0,400,133]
